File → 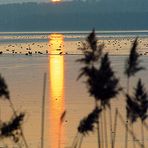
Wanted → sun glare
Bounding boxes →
[51,0,61,3]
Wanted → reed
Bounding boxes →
[41,73,47,148]
[0,74,27,147]
[76,30,121,148]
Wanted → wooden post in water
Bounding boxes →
[41,73,47,148]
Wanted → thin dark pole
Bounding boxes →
[118,111,143,147]
[109,106,113,148]
[104,109,108,148]
[113,109,118,148]
[95,101,101,148]
[41,73,47,148]
[100,111,104,148]
[78,135,83,148]
[72,133,80,148]
[131,124,136,148]
[96,103,101,148]
[97,117,101,148]
[125,77,130,148]
[71,132,79,148]
[141,121,145,148]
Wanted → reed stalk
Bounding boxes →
[118,111,143,147]
[8,99,28,148]
[97,117,101,148]
[41,73,47,148]
[131,124,136,148]
[141,121,144,148]
[112,109,118,148]
[103,109,108,148]
[100,111,104,148]
[78,135,83,148]
[125,77,130,148]
[71,132,79,148]
[109,106,113,148]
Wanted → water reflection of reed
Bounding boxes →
[49,33,65,148]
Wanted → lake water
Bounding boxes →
[0,32,147,148]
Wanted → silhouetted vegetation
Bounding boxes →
[126,79,148,148]
[78,107,101,136]
[126,79,148,123]
[0,74,9,99]
[76,30,122,148]
[78,30,121,107]
[0,30,147,148]
[0,74,27,147]
[125,38,144,78]
[74,30,148,148]
[124,38,145,148]
[0,113,25,143]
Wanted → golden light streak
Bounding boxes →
[49,34,64,54]
[49,33,65,148]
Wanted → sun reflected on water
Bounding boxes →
[49,33,65,148]
[49,34,64,55]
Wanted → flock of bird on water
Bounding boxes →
[0,36,148,55]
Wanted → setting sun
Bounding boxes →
[51,0,61,3]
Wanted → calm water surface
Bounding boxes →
[0,32,148,148]
[0,54,147,148]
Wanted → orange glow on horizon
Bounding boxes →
[49,33,65,148]
[51,0,62,3]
